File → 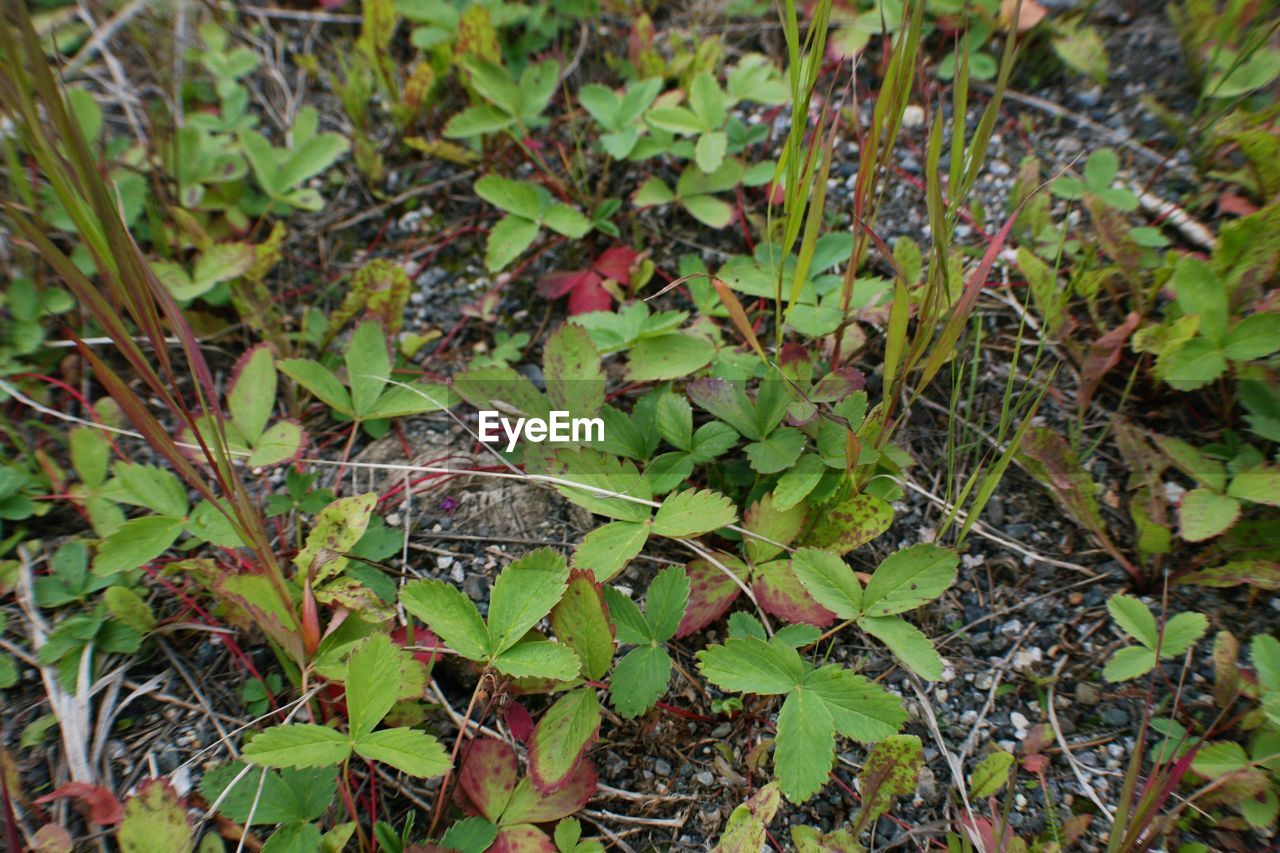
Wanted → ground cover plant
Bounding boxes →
[0,0,1278,850]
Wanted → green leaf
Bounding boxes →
[544,323,604,417]
[1223,313,1280,361]
[346,320,392,416]
[774,689,834,802]
[644,565,691,643]
[239,128,283,195]
[802,494,893,555]
[249,421,306,468]
[104,586,156,634]
[1104,646,1157,682]
[93,516,185,575]
[626,333,715,381]
[791,547,863,619]
[1190,741,1248,778]
[772,454,824,511]
[1179,488,1242,542]
[485,215,540,272]
[1251,634,1280,692]
[654,393,693,451]
[651,489,736,538]
[697,637,806,695]
[443,104,515,138]
[244,724,351,769]
[1164,338,1228,390]
[352,727,450,777]
[543,204,592,238]
[578,84,620,127]
[487,548,570,656]
[295,492,377,580]
[491,641,580,680]
[858,735,923,823]
[1083,148,1119,190]
[115,462,188,517]
[744,428,805,474]
[601,586,650,645]
[610,645,672,719]
[550,570,615,681]
[279,359,353,415]
[1155,436,1226,491]
[1160,612,1208,658]
[279,133,349,191]
[200,764,336,825]
[534,448,653,523]
[442,817,500,853]
[475,175,543,220]
[695,130,727,173]
[345,633,404,739]
[573,521,649,582]
[228,347,276,442]
[1107,595,1159,647]
[400,579,490,660]
[633,178,676,207]
[1227,463,1280,507]
[117,779,194,852]
[969,750,1015,798]
[529,688,601,792]
[680,194,734,228]
[861,544,958,617]
[858,616,942,680]
[363,382,456,418]
[802,665,907,742]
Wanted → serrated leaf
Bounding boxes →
[772,454,824,511]
[969,750,1014,798]
[551,571,616,681]
[444,104,516,138]
[1107,595,1159,648]
[858,616,943,680]
[572,522,648,582]
[601,587,650,645]
[501,761,597,825]
[626,333,715,382]
[803,665,907,742]
[296,493,377,581]
[345,633,404,739]
[244,724,351,769]
[492,641,580,681]
[1227,463,1280,507]
[655,392,693,450]
[633,178,675,207]
[1160,612,1208,658]
[486,215,541,272]
[543,204,592,238]
[802,494,893,555]
[544,324,604,417]
[93,516,185,575]
[249,420,306,467]
[352,727,449,777]
[858,735,922,822]
[791,548,863,618]
[442,817,500,853]
[681,194,734,229]
[695,131,727,173]
[774,689,834,802]
[1104,645,1157,682]
[644,566,691,643]
[199,764,335,825]
[278,359,352,415]
[753,559,837,627]
[103,586,155,634]
[697,637,805,695]
[488,548,570,655]
[116,780,192,853]
[529,688,601,792]
[610,645,672,719]
[651,489,736,538]
[1154,436,1225,491]
[534,447,653,523]
[459,737,518,822]
[744,428,805,474]
[676,556,745,638]
[227,344,276,441]
[1179,488,1241,542]
[1252,634,1280,692]
[861,544,958,617]
[744,494,806,564]
[400,579,489,660]
[346,320,393,417]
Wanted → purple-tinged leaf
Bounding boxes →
[676,556,745,639]
[528,688,601,793]
[458,738,519,823]
[753,560,837,627]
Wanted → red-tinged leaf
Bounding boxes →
[116,778,193,851]
[594,246,638,283]
[753,560,837,627]
[392,625,443,672]
[676,555,745,639]
[506,701,535,745]
[458,738,519,822]
[1021,753,1049,774]
[528,688,601,793]
[502,759,597,824]
[491,824,556,853]
[538,270,594,299]
[549,570,615,681]
[537,270,614,315]
[712,276,766,362]
[35,782,124,825]
[1077,311,1140,414]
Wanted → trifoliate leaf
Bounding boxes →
[487,548,570,655]
[491,641,580,681]
[1107,594,1159,648]
[609,646,672,719]
[400,579,490,661]
[643,566,691,643]
[352,728,450,778]
[244,724,351,769]
[528,688,601,792]
[791,547,863,619]
[697,637,806,695]
[861,544,957,617]
[652,489,736,538]
[1103,646,1157,682]
[858,616,943,681]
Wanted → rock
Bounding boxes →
[1075,683,1102,706]
[916,765,940,803]
[1101,706,1128,727]
[695,770,714,786]
[902,105,925,128]
[654,758,672,776]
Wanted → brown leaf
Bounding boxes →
[1001,0,1048,32]
[35,782,124,825]
[1077,312,1141,415]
